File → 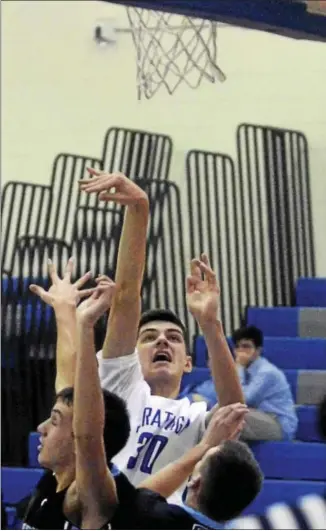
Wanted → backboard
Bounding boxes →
[106,0,326,42]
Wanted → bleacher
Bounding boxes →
[183,277,326,517]
[2,277,326,528]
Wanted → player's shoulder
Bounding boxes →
[150,394,207,414]
[111,487,165,529]
[24,469,57,511]
[145,501,207,530]
[112,467,138,501]
[136,492,187,529]
[173,503,225,529]
[132,487,167,511]
[35,470,56,491]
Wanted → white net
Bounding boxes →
[126,8,226,99]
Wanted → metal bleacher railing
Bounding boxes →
[186,125,315,353]
[236,124,315,307]
[1,127,174,466]
[186,149,240,337]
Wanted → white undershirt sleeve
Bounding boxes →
[97,350,150,402]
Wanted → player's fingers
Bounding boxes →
[86,167,102,177]
[64,257,74,281]
[78,288,97,299]
[209,404,236,425]
[74,271,92,289]
[227,403,249,416]
[29,285,51,304]
[215,403,248,423]
[78,178,99,186]
[48,259,59,284]
[95,275,115,284]
[98,191,129,204]
[91,289,101,300]
[223,409,248,428]
[98,191,117,202]
[96,282,116,293]
[82,174,120,192]
[97,191,110,201]
[29,284,45,297]
[190,258,202,280]
[79,182,105,193]
[217,402,246,413]
[95,285,116,305]
[229,420,246,440]
[186,276,198,293]
[197,260,215,279]
[196,260,217,287]
[200,253,211,268]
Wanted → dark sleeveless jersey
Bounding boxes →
[21,465,135,530]
[22,471,72,530]
[22,466,223,530]
[111,482,224,529]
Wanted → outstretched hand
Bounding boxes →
[79,168,148,206]
[186,253,220,326]
[201,403,248,448]
[29,258,95,309]
[77,276,116,327]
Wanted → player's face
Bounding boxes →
[37,399,74,471]
[137,320,192,387]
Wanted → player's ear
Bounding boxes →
[183,355,192,374]
[187,474,201,491]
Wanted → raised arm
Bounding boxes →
[29,258,94,392]
[186,254,244,409]
[79,170,149,359]
[138,403,248,498]
[73,279,117,530]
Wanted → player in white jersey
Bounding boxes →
[80,170,244,503]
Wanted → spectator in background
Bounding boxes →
[230,393,326,529]
[182,326,297,441]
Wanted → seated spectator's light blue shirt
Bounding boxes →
[181,357,298,440]
[237,357,297,439]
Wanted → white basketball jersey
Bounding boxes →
[98,351,207,505]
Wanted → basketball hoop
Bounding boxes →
[126,8,226,100]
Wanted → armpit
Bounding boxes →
[63,482,80,527]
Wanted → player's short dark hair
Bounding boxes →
[103,390,131,461]
[56,387,130,460]
[232,325,263,349]
[56,387,74,407]
[139,309,186,337]
[198,440,263,522]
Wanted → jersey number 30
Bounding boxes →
[127,432,168,474]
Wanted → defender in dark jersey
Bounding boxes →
[22,387,131,530]
[107,439,263,530]
[23,171,151,530]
